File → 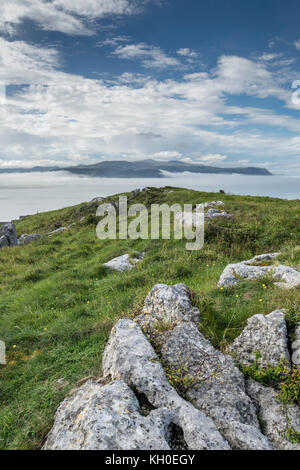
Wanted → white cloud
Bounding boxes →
[112,43,181,68]
[113,43,180,68]
[0,0,151,36]
[294,39,300,51]
[197,154,227,163]
[149,151,182,160]
[177,48,197,58]
[0,39,60,84]
[1,37,300,174]
[100,35,131,47]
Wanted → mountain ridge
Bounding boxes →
[0,159,272,177]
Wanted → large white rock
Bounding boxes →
[103,253,144,272]
[217,253,300,289]
[102,319,230,450]
[141,284,200,324]
[43,379,173,450]
[228,310,290,368]
[160,322,272,450]
[246,380,300,450]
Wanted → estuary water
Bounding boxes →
[0,171,299,222]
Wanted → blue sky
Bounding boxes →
[0,0,300,175]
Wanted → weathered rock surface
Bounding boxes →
[19,233,42,245]
[140,283,200,324]
[0,223,19,248]
[228,310,290,368]
[176,201,232,227]
[160,322,272,450]
[246,380,300,450]
[218,253,300,289]
[292,323,300,369]
[102,319,230,450]
[43,282,298,451]
[272,265,300,289]
[43,379,173,450]
[103,253,144,272]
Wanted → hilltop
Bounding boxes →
[0,187,299,450]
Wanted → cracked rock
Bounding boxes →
[246,380,300,450]
[160,322,272,450]
[102,319,230,450]
[43,379,173,450]
[228,310,290,368]
[217,253,300,289]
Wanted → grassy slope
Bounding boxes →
[0,187,299,449]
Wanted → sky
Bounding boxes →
[0,0,300,175]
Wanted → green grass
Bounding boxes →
[0,187,299,449]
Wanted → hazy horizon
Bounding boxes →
[0,171,299,222]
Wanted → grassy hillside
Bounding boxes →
[0,187,299,449]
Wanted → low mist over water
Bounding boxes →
[0,171,299,221]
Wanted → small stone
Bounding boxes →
[103,253,144,272]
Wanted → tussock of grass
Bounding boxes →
[0,187,299,449]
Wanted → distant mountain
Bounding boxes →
[0,159,272,177]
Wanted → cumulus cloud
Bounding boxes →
[0,0,151,36]
[1,37,300,173]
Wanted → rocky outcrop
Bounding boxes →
[159,322,272,450]
[228,310,290,368]
[218,253,300,289]
[101,319,230,450]
[0,223,19,248]
[246,381,300,450]
[19,233,42,245]
[103,253,144,272]
[43,319,230,450]
[44,282,300,451]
